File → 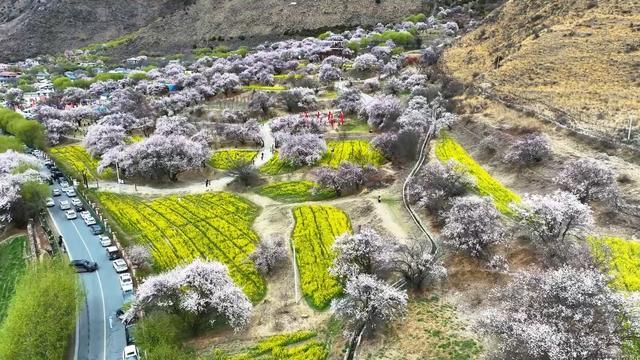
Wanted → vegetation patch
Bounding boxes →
[95,191,266,301]
[209,149,258,170]
[0,135,25,153]
[321,140,385,168]
[361,295,482,360]
[256,181,336,203]
[589,236,640,291]
[291,205,351,309]
[0,235,27,322]
[242,85,287,92]
[435,133,520,214]
[260,152,301,175]
[216,330,327,359]
[50,144,114,181]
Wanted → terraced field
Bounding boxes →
[220,330,327,359]
[209,149,258,170]
[291,205,351,309]
[256,181,336,203]
[0,235,27,322]
[321,140,385,168]
[260,152,300,175]
[50,144,114,181]
[435,133,520,214]
[589,236,640,292]
[95,191,266,301]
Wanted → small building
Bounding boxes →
[36,72,50,81]
[125,56,148,67]
[0,71,19,83]
[64,71,77,80]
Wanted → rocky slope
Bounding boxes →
[443,0,640,141]
[0,0,423,62]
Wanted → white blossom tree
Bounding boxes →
[62,87,88,104]
[318,64,342,84]
[330,228,394,281]
[352,54,381,72]
[360,95,403,131]
[335,88,362,115]
[503,133,552,166]
[116,135,208,182]
[479,266,635,360]
[331,274,407,337]
[249,235,288,276]
[554,157,618,203]
[408,160,473,213]
[393,238,446,289]
[127,245,152,269]
[280,87,318,112]
[248,91,275,116]
[83,124,126,157]
[154,115,197,137]
[4,88,23,108]
[442,196,505,259]
[278,133,326,166]
[98,112,140,131]
[124,259,252,332]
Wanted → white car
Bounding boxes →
[59,200,70,210]
[52,188,62,197]
[84,216,96,226]
[65,188,76,197]
[45,197,55,207]
[99,235,112,247]
[59,180,69,188]
[119,273,134,292]
[113,259,128,273]
[122,345,138,360]
[71,198,82,207]
[80,210,92,219]
[65,209,77,220]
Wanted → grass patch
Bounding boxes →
[435,132,520,214]
[589,236,640,291]
[209,149,258,170]
[260,152,301,175]
[361,295,482,359]
[256,181,336,203]
[242,85,287,92]
[94,191,266,302]
[338,118,369,133]
[321,140,385,168]
[49,144,114,181]
[0,135,25,153]
[0,236,27,323]
[291,205,351,309]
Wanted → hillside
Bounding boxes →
[0,0,423,62]
[444,0,640,142]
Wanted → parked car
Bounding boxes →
[80,210,91,219]
[45,197,55,207]
[113,259,128,273]
[125,324,136,345]
[84,216,97,226]
[90,224,103,235]
[74,203,86,212]
[65,188,76,197]
[122,345,139,360]
[106,246,120,260]
[59,180,69,188]
[70,259,98,273]
[52,188,62,197]
[71,198,82,207]
[65,209,77,220]
[59,200,70,210]
[99,235,112,247]
[119,273,133,292]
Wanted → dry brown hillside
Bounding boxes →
[444,0,640,142]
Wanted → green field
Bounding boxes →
[321,140,385,168]
[256,181,336,203]
[435,133,520,214]
[95,191,266,301]
[242,85,287,91]
[260,152,301,175]
[210,149,258,170]
[218,331,328,359]
[589,236,640,291]
[50,144,114,181]
[291,205,351,309]
[0,236,27,322]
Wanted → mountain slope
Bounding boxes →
[0,0,424,62]
[444,0,640,139]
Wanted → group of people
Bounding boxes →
[303,111,346,127]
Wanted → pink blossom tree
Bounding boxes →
[503,133,552,166]
[330,227,394,281]
[154,115,197,137]
[393,238,446,289]
[554,157,618,203]
[249,235,288,276]
[360,95,403,131]
[278,133,326,166]
[408,160,473,214]
[83,124,126,157]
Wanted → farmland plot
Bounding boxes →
[260,152,301,175]
[435,133,520,214]
[95,191,266,301]
[256,181,336,203]
[220,330,327,359]
[50,144,114,181]
[291,205,351,309]
[589,236,640,291]
[210,149,258,170]
[321,140,385,168]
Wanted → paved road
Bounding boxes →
[46,185,128,360]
